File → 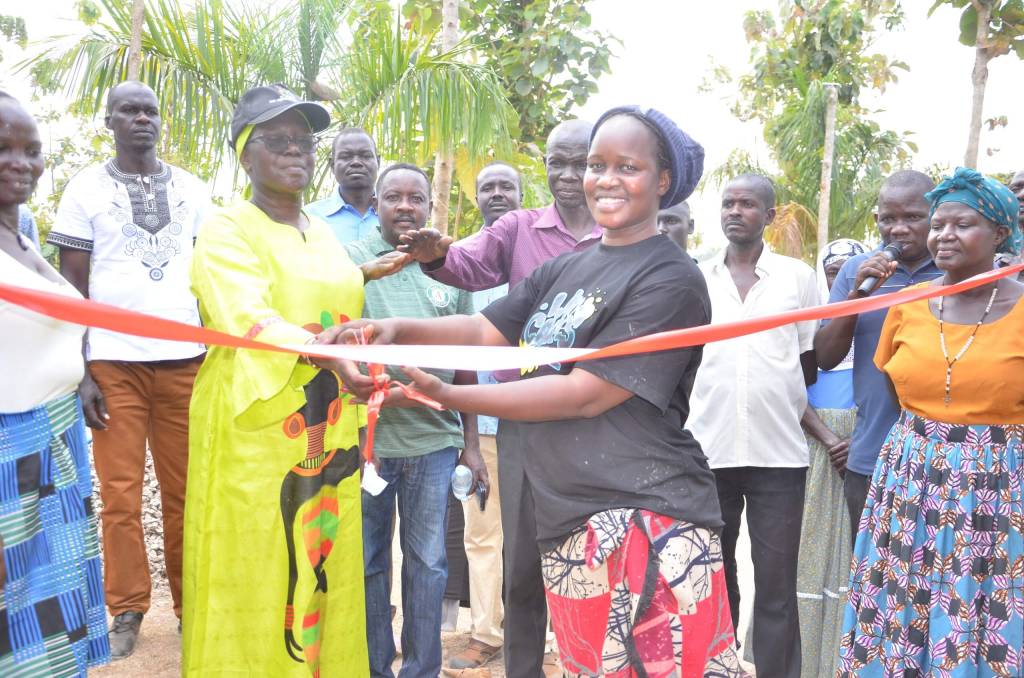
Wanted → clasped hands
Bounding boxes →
[306,321,443,408]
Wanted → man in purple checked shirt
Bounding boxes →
[399,118,600,678]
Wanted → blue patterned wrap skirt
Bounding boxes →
[0,394,110,676]
[838,410,1024,677]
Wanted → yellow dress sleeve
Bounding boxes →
[191,210,317,429]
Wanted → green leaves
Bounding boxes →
[933,0,1024,53]
[959,3,979,46]
[719,1,915,254]
[445,0,618,143]
[19,0,517,189]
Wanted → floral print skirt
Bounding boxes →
[542,508,748,678]
[838,410,1024,677]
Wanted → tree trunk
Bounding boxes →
[964,0,992,168]
[126,0,145,80]
[430,0,459,235]
[817,83,838,263]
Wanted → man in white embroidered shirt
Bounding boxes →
[689,174,818,678]
[46,81,209,659]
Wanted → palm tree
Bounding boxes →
[23,0,517,196]
[708,82,911,264]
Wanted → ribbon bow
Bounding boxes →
[357,327,445,465]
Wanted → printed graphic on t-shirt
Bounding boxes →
[520,287,602,374]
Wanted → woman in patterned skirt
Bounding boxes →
[837,166,1024,675]
[0,93,110,675]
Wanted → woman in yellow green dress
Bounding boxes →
[183,85,400,676]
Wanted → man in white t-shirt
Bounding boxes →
[688,174,819,678]
[47,81,209,659]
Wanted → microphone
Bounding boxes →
[856,242,903,295]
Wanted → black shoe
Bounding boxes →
[109,611,144,659]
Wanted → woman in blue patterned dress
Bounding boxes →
[837,167,1024,676]
[0,92,110,676]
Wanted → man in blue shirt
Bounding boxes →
[306,127,379,243]
[814,170,941,541]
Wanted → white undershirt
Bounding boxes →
[0,248,85,413]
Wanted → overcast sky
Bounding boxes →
[3,1,1023,248]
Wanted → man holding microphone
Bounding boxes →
[813,170,942,538]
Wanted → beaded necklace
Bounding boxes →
[938,285,998,405]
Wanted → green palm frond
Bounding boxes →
[21,0,355,179]
[332,12,517,164]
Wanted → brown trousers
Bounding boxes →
[89,357,201,618]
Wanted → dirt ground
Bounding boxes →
[87,554,503,677]
[89,461,754,676]
[88,522,755,677]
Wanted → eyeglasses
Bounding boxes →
[249,134,320,154]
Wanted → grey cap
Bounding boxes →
[230,84,331,148]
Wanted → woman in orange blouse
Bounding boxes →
[837,167,1024,676]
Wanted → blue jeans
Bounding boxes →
[363,447,458,677]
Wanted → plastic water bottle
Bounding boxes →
[451,464,473,501]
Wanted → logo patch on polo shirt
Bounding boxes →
[427,284,453,309]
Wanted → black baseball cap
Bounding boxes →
[230,84,331,147]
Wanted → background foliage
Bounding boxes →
[17,0,614,237]
[709,0,916,262]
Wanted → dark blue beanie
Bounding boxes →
[592,105,704,209]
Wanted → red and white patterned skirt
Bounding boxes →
[541,508,749,678]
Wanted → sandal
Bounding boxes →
[445,638,502,670]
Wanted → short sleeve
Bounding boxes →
[479,262,547,344]
[829,256,856,303]
[342,241,370,266]
[579,264,710,413]
[796,264,820,352]
[48,173,95,251]
[873,303,903,372]
[820,255,858,329]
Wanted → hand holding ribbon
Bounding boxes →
[325,327,445,495]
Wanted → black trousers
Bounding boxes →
[496,420,547,678]
[715,466,806,678]
[843,469,872,548]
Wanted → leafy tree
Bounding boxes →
[396,0,615,234]
[444,0,616,144]
[23,0,518,204]
[928,0,1024,168]
[710,0,915,261]
[0,14,28,64]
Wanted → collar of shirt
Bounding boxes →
[530,204,603,243]
[360,227,396,257]
[321,188,377,219]
[706,241,783,278]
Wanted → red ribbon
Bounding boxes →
[357,327,444,464]
[1,262,1021,370]
[580,263,1024,361]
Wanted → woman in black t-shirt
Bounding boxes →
[318,108,746,676]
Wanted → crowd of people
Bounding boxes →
[0,77,1022,678]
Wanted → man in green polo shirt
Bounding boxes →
[344,163,484,676]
